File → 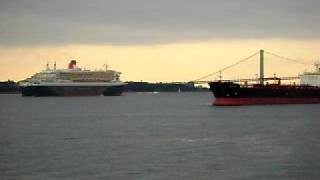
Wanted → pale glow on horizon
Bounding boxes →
[0,39,319,82]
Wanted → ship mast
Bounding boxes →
[315,62,320,72]
[46,62,50,70]
[103,64,108,72]
[260,49,264,85]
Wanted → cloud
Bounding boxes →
[0,0,319,46]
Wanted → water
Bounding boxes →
[1,93,320,180]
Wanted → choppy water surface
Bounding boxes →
[1,93,320,180]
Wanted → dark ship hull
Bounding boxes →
[21,85,124,96]
[209,81,320,106]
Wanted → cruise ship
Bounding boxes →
[20,60,126,96]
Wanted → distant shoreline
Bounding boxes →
[123,81,209,92]
[0,81,209,93]
[0,81,21,93]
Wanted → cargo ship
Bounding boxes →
[209,50,320,106]
[20,60,125,96]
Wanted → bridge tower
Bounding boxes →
[260,49,264,85]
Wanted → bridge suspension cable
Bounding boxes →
[192,51,259,82]
[191,50,313,83]
[264,51,312,66]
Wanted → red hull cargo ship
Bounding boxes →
[209,50,320,106]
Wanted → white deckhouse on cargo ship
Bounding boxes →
[20,60,126,96]
[300,62,320,87]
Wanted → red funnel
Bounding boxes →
[68,60,77,69]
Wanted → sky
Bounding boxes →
[0,0,319,82]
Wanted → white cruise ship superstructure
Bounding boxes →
[20,60,126,96]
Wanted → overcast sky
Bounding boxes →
[0,0,319,46]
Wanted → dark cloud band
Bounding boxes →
[0,0,319,46]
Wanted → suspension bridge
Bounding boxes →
[190,49,313,85]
